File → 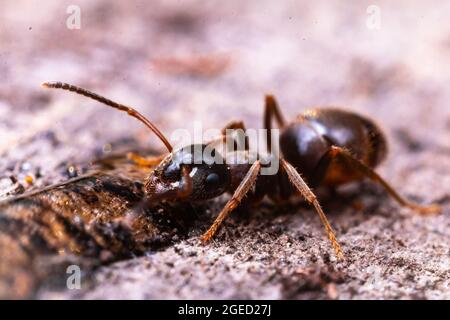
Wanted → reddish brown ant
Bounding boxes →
[41,81,441,259]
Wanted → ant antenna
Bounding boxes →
[41,81,173,152]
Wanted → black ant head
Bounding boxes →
[41,83,230,202]
[144,144,230,202]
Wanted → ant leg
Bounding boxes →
[281,158,345,259]
[208,120,249,153]
[264,95,286,152]
[127,152,166,167]
[222,121,249,152]
[201,160,261,243]
[222,120,247,133]
[322,146,441,215]
[264,95,286,128]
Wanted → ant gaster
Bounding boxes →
[42,82,441,259]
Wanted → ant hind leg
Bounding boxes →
[323,146,441,215]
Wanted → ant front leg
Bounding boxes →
[208,120,249,153]
[318,146,441,215]
[127,152,167,167]
[222,120,249,152]
[222,120,247,134]
[201,160,261,243]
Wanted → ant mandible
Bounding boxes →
[42,82,441,259]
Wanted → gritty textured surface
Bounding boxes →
[0,0,450,299]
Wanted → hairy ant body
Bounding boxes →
[42,82,441,259]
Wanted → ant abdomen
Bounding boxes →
[280,108,387,185]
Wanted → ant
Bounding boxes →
[41,81,441,259]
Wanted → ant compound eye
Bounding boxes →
[205,172,220,188]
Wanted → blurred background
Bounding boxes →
[0,0,450,299]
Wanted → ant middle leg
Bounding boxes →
[264,95,286,153]
[280,158,345,259]
[316,146,441,215]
